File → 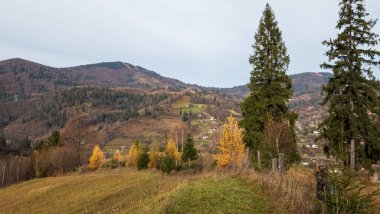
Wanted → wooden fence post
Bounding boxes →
[278,153,284,176]
[257,150,261,169]
[2,164,5,186]
[271,158,277,172]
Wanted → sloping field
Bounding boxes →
[0,169,272,214]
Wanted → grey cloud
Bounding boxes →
[0,0,379,87]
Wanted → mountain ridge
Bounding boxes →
[0,57,331,142]
[0,58,331,92]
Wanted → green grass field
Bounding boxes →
[172,95,212,114]
[0,169,273,214]
[164,176,272,213]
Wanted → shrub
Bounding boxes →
[108,157,118,169]
[137,149,150,170]
[161,156,176,173]
[321,168,379,214]
[0,134,6,147]
[113,149,123,166]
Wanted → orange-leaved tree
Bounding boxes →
[165,137,181,161]
[215,116,246,169]
[125,140,142,167]
[89,145,105,170]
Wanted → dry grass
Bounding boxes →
[364,182,380,214]
[240,166,318,214]
[0,168,183,214]
[7,164,368,214]
[0,168,275,214]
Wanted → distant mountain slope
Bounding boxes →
[0,58,333,102]
[0,58,332,141]
[291,72,332,97]
[0,58,187,102]
[214,72,332,101]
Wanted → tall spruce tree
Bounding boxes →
[319,0,380,170]
[240,4,298,166]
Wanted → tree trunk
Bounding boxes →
[9,158,12,183]
[257,150,261,169]
[181,128,184,152]
[350,139,356,171]
[176,131,178,152]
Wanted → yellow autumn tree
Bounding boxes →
[125,140,142,167]
[89,145,105,170]
[165,137,181,161]
[148,141,161,169]
[214,116,246,169]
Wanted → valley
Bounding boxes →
[0,58,331,168]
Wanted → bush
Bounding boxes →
[32,144,80,177]
[137,150,150,170]
[160,156,176,173]
[321,167,379,214]
[183,160,204,172]
[108,157,118,169]
[0,134,6,147]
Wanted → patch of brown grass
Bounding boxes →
[240,166,318,214]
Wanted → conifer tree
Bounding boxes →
[89,145,105,170]
[240,4,298,164]
[181,134,198,162]
[215,116,246,169]
[137,147,150,170]
[48,131,60,147]
[319,0,380,170]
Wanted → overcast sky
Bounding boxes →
[0,0,379,87]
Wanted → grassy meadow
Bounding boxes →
[0,168,275,214]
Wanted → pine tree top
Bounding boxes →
[322,0,380,79]
[249,4,290,90]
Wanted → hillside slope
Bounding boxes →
[0,169,272,214]
[0,58,186,101]
[0,58,331,150]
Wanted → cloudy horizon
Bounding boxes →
[0,0,379,87]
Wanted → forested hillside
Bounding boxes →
[0,58,331,141]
